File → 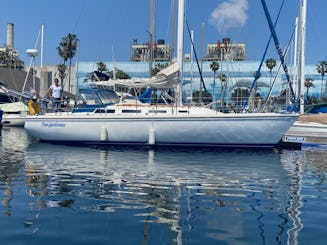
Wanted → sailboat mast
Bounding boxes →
[176,0,185,105]
[149,0,155,78]
[293,17,299,97]
[190,29,194,103]
[40,24,44,68]
[170,0,176,62]
[298,0,307,114]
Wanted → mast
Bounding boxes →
[298,0,307,114]
[170,0,176,62]
[293,17,299,97]
[40,24,44,68]
[176,0,185,105]
[190,29,194,103]
[199,22,204,104]
[149,0,155,78]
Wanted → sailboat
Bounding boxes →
[24,0,299,148]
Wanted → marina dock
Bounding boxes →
[284,114,327,145]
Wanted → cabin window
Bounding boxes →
[122,109,142,113]
[94,109,106,113]
[94,109,115,113]
[81,93,102,105]
[148,110,167,113]
[178,110,188,113]
[98,90,120,104]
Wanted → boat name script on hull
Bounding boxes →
[41,122,66,128]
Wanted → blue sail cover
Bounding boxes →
[138,87,152,103]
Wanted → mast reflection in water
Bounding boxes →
[1,127,326,244]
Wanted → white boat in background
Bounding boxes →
[24,0,299,148]
[0,102,28,127]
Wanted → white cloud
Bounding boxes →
[209,0,248,34]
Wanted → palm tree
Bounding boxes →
[316,60,327,100]
[57,64,67,86]
[265,58,276,87]
[57,33,79,93]
[210,61,219,101]
[304,77,314,102]
[96,62,107,73]
[113,69,131,79]
[0,48,24,70]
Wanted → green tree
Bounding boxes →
[57,33,79,93]
[94,61,110,81]
[96,61,107,73]
[210,61,219,101]
[265,58,276,87]
[57,63,67,87]
[0,48,24,70]
[316,60,327,100]
[304,77,314,102]
[111,69,131,79]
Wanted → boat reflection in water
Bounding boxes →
[21,139,306,244]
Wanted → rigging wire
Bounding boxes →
[262,27,296,111]
[260,0,297,105]
[243,0,286,110]
[185,19,207,94]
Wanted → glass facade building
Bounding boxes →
[77,60,324,101]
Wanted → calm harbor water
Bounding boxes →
[0,127,326,245]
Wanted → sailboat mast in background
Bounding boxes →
[40,24,44,69]
[148,0,155,78]
[176,0,185,105]
[298,0,307,114]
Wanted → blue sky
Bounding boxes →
[0,0,325,66]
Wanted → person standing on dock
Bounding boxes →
[47,78,63,110]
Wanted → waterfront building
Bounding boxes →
[76,60,324,101]
[130,38,172,62]
[203,38,246,61]
[129,37,245,62]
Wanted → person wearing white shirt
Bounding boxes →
[47,78,63,110]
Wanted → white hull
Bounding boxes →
[1,113,26,127]
[24,106,298,147]
[0,102,28,127]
